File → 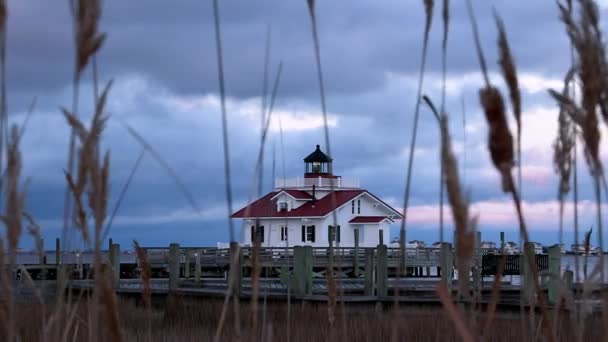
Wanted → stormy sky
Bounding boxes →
[5,0,608,250]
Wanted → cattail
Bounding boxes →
[479,86,515,192]
[4,125,25,263]
[424,0,435,37]
[73,0,106,76]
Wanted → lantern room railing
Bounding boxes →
[275,177,360,189]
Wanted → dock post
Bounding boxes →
[548,245,561,304]
[564,270,573,291]
[184,250,190,279]
[378,229,384,246]
[376,244,388,297]
[522,242,535,303]
[500,231,505,251]
[110,243,120,288]
[169,243,180,291]
[440,243,452,289]
[229,242,242,297]
[353,228,360,277]
[293,246,313,296]
[194,249,201,283]
[363,248,375,296]
[473,231,482,292]
[55,238,61,265]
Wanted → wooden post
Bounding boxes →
[39,238,45,265]
[440,242,452,289]
[522,242,535,303]
[55,238,61,265]
[229,242,242,297]
[376,244,388,297]
[169,243,180,291]
[184,250,190,279]
[473,231,482,292]
[564,270,573,290]
[293,246,313,296]
[364,248,375,296]
[378,229,384,246]
[500,232,505,251]
[548,245,561,304]
[353,228,360,277]
[194,249,201,283]
[110,243,120,288]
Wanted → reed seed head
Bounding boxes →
[479,86,515,192]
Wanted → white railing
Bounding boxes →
[275,177,360,189]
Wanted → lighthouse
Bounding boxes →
[231,145,403,247]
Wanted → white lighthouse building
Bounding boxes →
[232,145,403,247]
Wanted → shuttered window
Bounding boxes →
[250,226,264,243]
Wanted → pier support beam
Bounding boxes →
[194,249,201,283]
[55,238,61,265]
[293,246,313,296]
[547,245,561,304]
[169,243,180,291]
[110,243,120,288]
[353,229,360,277]
[440,243,452,289]
[376,244,388,297]
[378,229,384,246]
[364,248,375,296]
[522,242,535,303]
[184,250,190,279]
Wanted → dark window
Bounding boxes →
[279,202,288,212]
[357,200,361,214]
[306,225,316,242]
[328,225,341,243]
[352,200,355,214]
[280,226,288,241]
[302,225,306,242]
[250,226,264,243]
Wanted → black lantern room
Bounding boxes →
[304,144,333,176]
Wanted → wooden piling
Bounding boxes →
[522,242,535,303]
[229,242,243,297]
[110,243,120,288]
[378,229,384,246]
[194,249,201,283]
[473,231,482,291]
[440,242,452,289]
[376,244,388,297]
[293,246,313,296]
[55,238,61,265]
[169,243,180,291]
[547,245,561,304]
[353,228,360,277]
[363,248,375,296]
[184,250,190,279]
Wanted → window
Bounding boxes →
[312,162,321,173]
[328,225,341,243]
[301,225,315,242]
[351,200,355,214]
[279,201,288,212]
[250,226,264,243]
[280,226,288,241]
[357,200,361,214]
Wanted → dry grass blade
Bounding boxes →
[399,0,436,281]
[482,253,506,338]
[436,283,475,342]
[424,95,473,299]
[121,122,203,217]
[4,125,25,264]
[212,0,235,244]
[466,0,490,85]
[23,211,44,266]
[133,240,152,307]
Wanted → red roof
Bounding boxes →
[271,189,312,200]
[349,216,391,224]
[232,190,365,218]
